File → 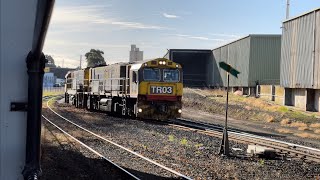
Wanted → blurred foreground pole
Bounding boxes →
[22,0,55,179]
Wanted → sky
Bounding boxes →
[43,0,320,68]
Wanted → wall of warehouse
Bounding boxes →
[281,8,320,112]
[248,35,281,86]
[212,35,281,88]
[281,9,320,89]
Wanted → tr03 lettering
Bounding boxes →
[150,86,173,94]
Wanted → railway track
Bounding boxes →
[43,97,192,180]
[168,118,320,163]
[42,115,140,179]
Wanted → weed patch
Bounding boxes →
[277,128,292,134]
[290,122,308,128]
[294,132,320,139]
[280,118,291,126]
[310,123,320,128]
[265,115,275,123]
[314,129,320,134]
[278,106,289,113]
[297,126,309,131]
[180,138,188,146]
[168,135,175,142]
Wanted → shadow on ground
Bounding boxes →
[41,123,179,180]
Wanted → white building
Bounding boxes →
[129,44,143,63]
[56,78,65,85]
[43,72,55,87]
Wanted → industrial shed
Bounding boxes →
[212,35,282,93]
[280,8,320,111]
[165,49,214,87]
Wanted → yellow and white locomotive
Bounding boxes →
[65,58,183,120]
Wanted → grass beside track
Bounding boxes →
[43,91,64,97]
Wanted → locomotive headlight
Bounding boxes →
[159,61,163,65]
[178,109,182,113]
[162,61,166,65]
[138,108,143,113]
[176,65,179,68]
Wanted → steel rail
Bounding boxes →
[42,115,140,180]
[46,98,193,180]
[169,118,320,163]
[176,118,320,153]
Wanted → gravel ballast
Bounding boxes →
[41,98,320,179]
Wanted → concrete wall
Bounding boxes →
[259,85,284,104]
[275,86,285,104]
[293,89,307,110]
[284,88,307,110]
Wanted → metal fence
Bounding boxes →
[43,87,64,92]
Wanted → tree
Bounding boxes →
[45,55,56,68]
[85,49,106,67]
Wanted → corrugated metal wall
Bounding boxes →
[227,37,251,87]
[281,9,319,89]
[220,46,229,86]
[212,37,251,87]
[212,48,224,86]
[314,10,320,88]
[280,19,293,88]
[212,35,281,87]
[249,35,281,86]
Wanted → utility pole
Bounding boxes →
[80,55,82,69]
[286,0,290,19]
[62,59,64,68]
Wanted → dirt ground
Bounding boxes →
[40,98,320,179]
[182,88,320,148]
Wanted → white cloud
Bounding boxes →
[172,34,226,42]
[46,39,128,49]
[163,13,180,19]
[51,5,167,30]
[209,33,241,38]
[110,21,165,30]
